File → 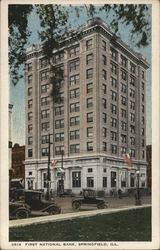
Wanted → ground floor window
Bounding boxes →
[103,177,107,188]
[121,171,127,187]
[130,173,135,187]
[87,177,94,187]
[111,171,116,187]
[72,171,81,187]
[43,173,47,188]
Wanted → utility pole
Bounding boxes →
[61,150,64,195]
[46,133,51,200]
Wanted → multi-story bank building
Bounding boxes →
[25,18,149,195]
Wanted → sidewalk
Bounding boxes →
[9,204,151,228]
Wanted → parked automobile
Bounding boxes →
[72,189,107,210]
[24,190,61,215]
[9,201,31,219]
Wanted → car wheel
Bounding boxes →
[72,201,81,210]
[97,202,106,209]
[16,209,29,219]
[48,206,61,215]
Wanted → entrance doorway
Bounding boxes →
[57,179,64,195]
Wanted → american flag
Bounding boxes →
[123,153,132,166]
[50,160,57,168]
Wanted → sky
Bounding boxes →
[10,5,151,146]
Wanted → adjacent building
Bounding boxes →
[12,144,25,179]
[25,18,149,194]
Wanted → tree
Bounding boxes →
[9,4,151,88]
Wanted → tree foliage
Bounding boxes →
[8,4,151,87]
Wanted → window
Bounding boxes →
[55,119,64,129]
[102,69,107,80]
[42,148,49,156]
[130,113,135,122]
[87,83,93,93]
[142,116,145,125]
[87,142,93,151]
[130,63,136,74]
[70,45,80,57]
[55,106,64,115]
[54,52,64,63]
[102,98,107,109]
[111,171,116,187]
[41,122,49,131]
[121,171,127,187]
[130,101,135,110]
[41,97,49,106]
[110,48,117,61]
[111,90,117,101]
[28,75,32,84]
[130,124,135,133]
[130,149,135,157]
[70,144,80,153]
[87,98,93,108]
[142,82,144,90]
[41,71,49,81]
[41,135,49,144]
[70,74,80,85]
[111,104,117,114]
[28,100,32,108]
[130,137,135,145]
[86,39,92,50]
[55,133,64,142]
[103,142,107,151]
[87,127,93,137]
[103,177,107,188]
[87,68,93,79]
[121,55,127,67]
[102,84,107,94]
[142,150,145,159]
[121,109,126,118]
[103,113,107,123]
[86,53,93,64]
[130,76,136,86]
[142,70,145,79]
[70,130,80,140]
[142,128,145,136]
[70,102,80,112]
[121,147,126,155]
[102,40,106,51]
[40,58,49,68]
[110,77,117,88]
[142,139,145,147]
[130,173,135,187]
[28,63,32,71]
[111,131,117,141]
[55,146,64,155]
[121,121,127,131]
[41,84,49,93]
[87,112,93,122]
[28,124,32,133]
[41,109,49,119]
[28,112,32,121]
[57,79,64,88]
[103,127,107,137]
[70,116,80,126]
[28,87,32,96]
[121,96,126,106]
[70,88,80,99]
[87,177,94,187]
[70,59,80,71]
[110,63,117,75]
[29,171,32,176]
[28,137,32,145]
[28,149,32,157]
[43,173,47,188]
[130,89,135,98]
[72,172,81,187]
[142,94,144,102]
[142,105,144,113]
[88,168,93,173]
[121,83,127,93]
[103,168,107,173]
[102,55,107,65]
[111,118,117,128]
[121,70,127,81]
[121,134,127,143]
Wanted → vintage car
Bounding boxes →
[72,189,107,210]
[9,201,31,219]
[24,190,61,215]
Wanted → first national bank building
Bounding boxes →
[25,18,149,195]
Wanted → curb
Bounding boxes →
[9,204,151,228]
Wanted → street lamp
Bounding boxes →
[135,170,141,205]
[46,133,53,200]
